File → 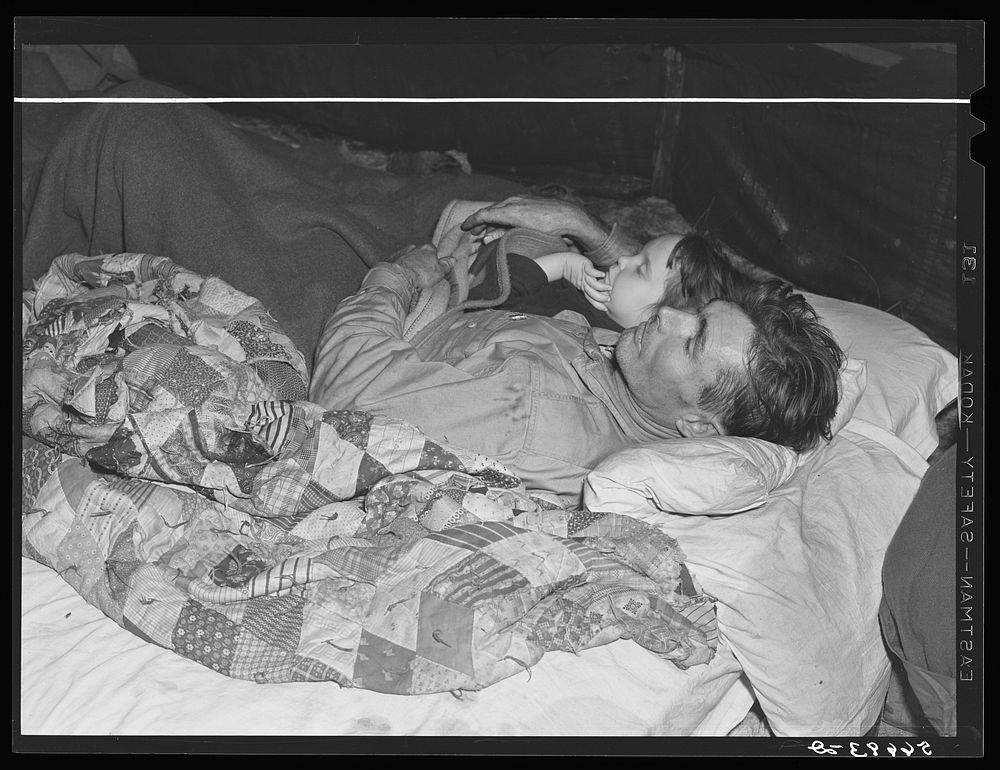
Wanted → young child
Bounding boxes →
[462,229,754,333]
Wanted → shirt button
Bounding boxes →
[467,321,477,328]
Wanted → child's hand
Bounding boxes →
[560,253,612,311]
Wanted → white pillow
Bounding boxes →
[584,358,867,516]
[584,436,798,516]
[649,427,926,735]
[804,292,957,458]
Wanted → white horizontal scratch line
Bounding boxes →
[14,96,969,104]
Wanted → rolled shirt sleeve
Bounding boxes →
[308,261,463,411]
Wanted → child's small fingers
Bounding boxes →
[584,290,611,307]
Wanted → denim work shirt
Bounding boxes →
[309,262,677,504]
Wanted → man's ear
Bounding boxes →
[675,413,726,439]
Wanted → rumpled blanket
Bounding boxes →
[20,80,526,364]
[21,252,717,694]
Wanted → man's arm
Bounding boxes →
[308,251,612,503]
[308,248,459,411]
[460,195,642,267]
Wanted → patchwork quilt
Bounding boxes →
[21,252,717,694]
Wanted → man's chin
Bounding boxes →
[612,337,633,378]
[612,338,626,364]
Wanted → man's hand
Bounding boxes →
[460,195,606,251]
[435,225,481,265]
[392,244,449,290]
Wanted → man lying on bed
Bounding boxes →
[20,86,842,505]
[309,196,845,504]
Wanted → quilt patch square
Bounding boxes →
[482,528,585,587]
[229,633,297,682]
[126,321,189,349]
[255,360,306,400]
[415,592,475,677]
[566,509,608,536]
[353,630,416,694]
[159,422,210,484]
[410,654,471,693]
[321,410,373,450]
[211,544,268,588]
[425,550,530,608]
[105,523,142,606]
[158,349,223,407]
[121,565,187,648]
[122,344,182,392]
[297,479,341,514]
[55,516,105,591]
[226,318,291,361]
[416,441,465,472]
[172,599,240,676]
[526,595,597,653]
[241,592,305,651]
[22,440,64,511]
[287,499,367,541]
[355,452,391,492]
[254,463,312,515]
[291,654,352,686]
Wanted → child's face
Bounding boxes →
[604,234,683,327]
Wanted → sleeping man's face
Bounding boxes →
[614,299,753,438]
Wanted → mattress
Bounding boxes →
[20,555,753,736]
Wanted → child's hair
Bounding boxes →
[664,232,756,308]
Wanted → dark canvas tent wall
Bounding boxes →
[669,43,959,354]
[126,38,962,352]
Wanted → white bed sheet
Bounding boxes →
[19,557,753,736]
[17,419,927,739]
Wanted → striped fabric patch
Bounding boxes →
[555,535,624,573]
[40,313,71,337]
[246,556,313,598]
[430,551,531,607]
[425,521,525,553]
[248,401,294,456]
[105,475,159,511]
[675,598,719,648]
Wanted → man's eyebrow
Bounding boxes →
[691,314,709,360]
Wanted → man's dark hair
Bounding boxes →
[665,233,756,308]
[698,280,845,453]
